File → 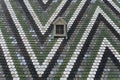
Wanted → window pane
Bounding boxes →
[56,25,64,34]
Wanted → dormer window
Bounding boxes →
[53,17,67,38]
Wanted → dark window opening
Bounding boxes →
[56,25,64,34]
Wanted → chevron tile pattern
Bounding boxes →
[0,0,120,79]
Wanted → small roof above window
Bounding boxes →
[53,17,67,25]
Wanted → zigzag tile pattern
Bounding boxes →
[0,0,120,79]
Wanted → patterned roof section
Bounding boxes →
[0,0,120,79]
